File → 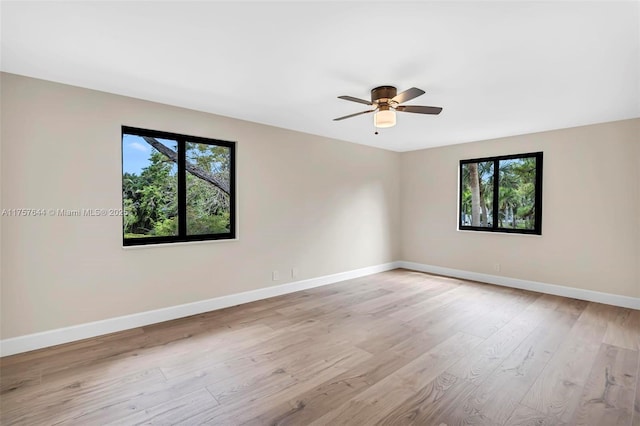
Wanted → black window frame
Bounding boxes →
[459,152,543,235]
[122,126,236,246]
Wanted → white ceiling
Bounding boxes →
[2,1,639,152]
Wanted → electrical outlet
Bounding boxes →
[272,270,280,281]
[494,263,501,272]
[291,268,299,279]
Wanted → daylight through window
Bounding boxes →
[459,152,542,235]
[122,126,236,246]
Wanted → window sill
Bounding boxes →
[122,237,239,249]
[456,229,542,237]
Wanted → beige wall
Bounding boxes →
[1,72,638,341]
[0,73,401,339]
[401,119,640,299]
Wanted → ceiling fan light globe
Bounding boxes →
[374,109,396,128]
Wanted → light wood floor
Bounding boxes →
[1,269,639,425]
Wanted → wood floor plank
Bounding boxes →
[176,355,356,425]
[403,297,495,341]
[461,289,540,339]
[391,332,484,392]
[0,368,166,425]
[0,367,41,394]
[570,343,638,426]
[634,350,640,426]
[37,320,269,385]
[444,294,559,385]
[374,372,490,425]
[297,310,414,354]
[28,323,277,397]
[1,269,637,426]
[504,404,568,426]
[158,322,311,380]
[459,311,577,425]
[353,319,419,354]
[405,285,539,344]
[64,368,221,424]
[0,327,146,368]
[388,329,454,361]
[350,280,451,316]
[603,307,640,351]
[381,310,575,426]
[387,283,472,322]
[307,332,483,425]
[246,348,416,425]
[205,340,372,406]
[274,287,391,318]
[553,297,590,318]
[62,337,361,426]
[0,327,150,393]
[520,301,611,423]
[104,388,217,426]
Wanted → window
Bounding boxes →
[122,126,236,246]
[459,152,542,235]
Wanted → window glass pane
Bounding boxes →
[185,142,231,235]
[498,157,537,230]
[461,161,494,227]
[122,134,179,239]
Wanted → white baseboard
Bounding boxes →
[3,260,636,357]
[0,262,400,357]
[398,261,640,310]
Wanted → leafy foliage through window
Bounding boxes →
[122,127,236,245]
[459,152,542,235]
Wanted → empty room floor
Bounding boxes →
[1,269,639,425]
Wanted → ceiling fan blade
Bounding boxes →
[338,95,373,105]
[333,109,376,121]
[392,87,425,104]
[396,105,443,115]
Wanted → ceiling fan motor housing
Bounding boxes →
[371,86,397,104]
[333,85,441,123]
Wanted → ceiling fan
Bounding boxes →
[333,86,442,128]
